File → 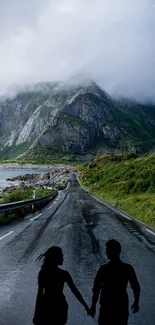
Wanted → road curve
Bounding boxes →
[0,179,155,325]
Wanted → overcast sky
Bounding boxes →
[0,0,155,100]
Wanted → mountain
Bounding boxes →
[0,81,155,162]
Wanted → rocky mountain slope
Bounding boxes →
[0,81,155,161]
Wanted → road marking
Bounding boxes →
[0,231,14,241]
[119,213,131,220]
[106,204,132,220]
[88,192,132,221]
[47,206,51,210]
[30,213,42,221]
[106,205,131,220]
[145,229,155,236]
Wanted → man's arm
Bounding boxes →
[90,266,103,317]
[128,265,140,313]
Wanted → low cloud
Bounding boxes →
[0,0,155,101]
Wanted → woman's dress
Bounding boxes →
[33,268,69,325]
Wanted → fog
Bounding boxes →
[0,0,155,100]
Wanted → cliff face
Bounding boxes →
[0,81,155,160]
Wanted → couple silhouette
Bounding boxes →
[33,240,140,325]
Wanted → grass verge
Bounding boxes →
[79,152,155,228]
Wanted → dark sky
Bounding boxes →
[0,0,155,101]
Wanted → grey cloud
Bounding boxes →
[0,0,48,32]
[0,0,155,101]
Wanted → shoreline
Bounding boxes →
[0,163,77,170]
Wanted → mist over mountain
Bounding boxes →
[0,80,155,162]
[0,0,155,101]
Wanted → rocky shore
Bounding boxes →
[0,166,77,199]
[0,163,76,170]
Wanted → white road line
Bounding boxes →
[119,213,131,220]
[107,206,131,220]
[0,231,14,241]
[106,203,131,220]
[89,193,132,221]
[30,213,42,221]
[145,229,155,236]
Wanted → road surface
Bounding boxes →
[0,178,155,325]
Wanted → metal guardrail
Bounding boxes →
[0,191,58,214]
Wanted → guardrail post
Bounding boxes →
[19,208,25,218]
[32,189,36,212]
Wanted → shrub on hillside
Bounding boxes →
[127,179,151,194]
[124,179,136,193]
[1,187,54,204]
[35,188,54,197]
[1,188,33,204]
[121,152,138,160]
[0,212,16,225]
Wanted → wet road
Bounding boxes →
[0,179,155,325]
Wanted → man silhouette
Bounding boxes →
[90,239,140,325]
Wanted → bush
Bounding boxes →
[1,187,54,204]
[131,179,151,193]
[0,212,17,225]
[1,188,33,204]
[35,188,54,197]
[124,179,135,193]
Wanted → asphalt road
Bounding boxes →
[0,179,155,325]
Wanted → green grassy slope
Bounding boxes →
[79,152,155,228]
[0,142,32,161]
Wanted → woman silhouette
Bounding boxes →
[33,246,89,325]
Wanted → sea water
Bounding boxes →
[0,169,46,189]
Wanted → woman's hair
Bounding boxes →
[37,246,63,271]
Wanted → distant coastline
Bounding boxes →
[0,163,75,170]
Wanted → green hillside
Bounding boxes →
[79,152,155,228]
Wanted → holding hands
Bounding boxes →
[131,301,139,313]
[84,303,96,318]
[89,304,96,318]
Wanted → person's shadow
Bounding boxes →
[90,239,140,325]
[33,246,89,325]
